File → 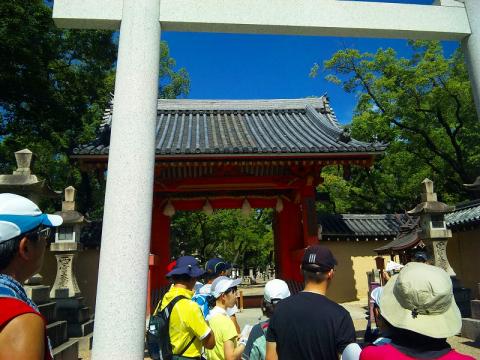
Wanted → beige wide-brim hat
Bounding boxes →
[379,262,461,339]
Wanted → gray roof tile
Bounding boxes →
[318,214,404,239]
[74,97,386,156]
[445,200,480,227]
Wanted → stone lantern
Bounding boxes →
[50,186,86,298]
[408,178,455,275]
[0,148,59,202]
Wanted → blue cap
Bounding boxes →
[206,258,231,276]
[166,256,205,278]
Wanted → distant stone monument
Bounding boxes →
[0,149,59,202]
[409,178,472,317]
[51,186,94,340]
[50,186,85,298]
[408,178,455,275]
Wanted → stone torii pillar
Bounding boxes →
[55,1,161,358]
[52,0,480,358]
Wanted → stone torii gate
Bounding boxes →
[52,0,479,358]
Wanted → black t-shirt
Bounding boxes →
[265,291,355,360]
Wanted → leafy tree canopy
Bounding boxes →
[312,41,480,213]
[171,210,274,271]
[0,0,189,214]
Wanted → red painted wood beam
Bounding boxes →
[155,176,300,192]
[156,197,282,211]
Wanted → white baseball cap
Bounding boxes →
[211,276,242,298]
[264,279,290,303]
[0,193,63,243]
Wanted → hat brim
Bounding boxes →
[43,214,63,227]
[230,278,242,288]
[0,214,63,236]
[212,278,243,298]
[380,274,462,338]
[166,266,205,278]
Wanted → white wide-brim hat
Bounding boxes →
[380,262,461,338]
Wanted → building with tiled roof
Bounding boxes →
[446,199,480,230]
[317,213,404,242]
[73,96,386,158]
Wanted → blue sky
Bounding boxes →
[161,0,459,124]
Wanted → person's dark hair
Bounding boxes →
[389,322,449,352]
[261,300,277,318]
[207,295,216,310]
[302,269,329,283]
[204,272,217,282]
[170,273,194,283]
[0,236,22,271]
[0,229,40,271]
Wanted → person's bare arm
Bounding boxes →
[223,339,245,360]
[266,341,278,360]
[0,313,45,360]
[202,330,216,350]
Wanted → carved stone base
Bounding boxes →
[424,239,456,276]
[50,253,81,298]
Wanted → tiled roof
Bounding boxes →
[317,214,404,240]
[73,97,386,156]
[445,199,480,228]
[374,229,422,254]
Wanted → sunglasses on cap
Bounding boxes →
[24,226,52,242]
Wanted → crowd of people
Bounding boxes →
[154,245,474,360]
[0,193,476,360]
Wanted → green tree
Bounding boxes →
[171,210,274,270]
[312,41,480,212]
[0,0,189,214]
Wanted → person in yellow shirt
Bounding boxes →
[161,256,216,360]
[206,276,248,360]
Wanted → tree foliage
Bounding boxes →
[0,0,189,214]
[171,210,274,271]
[313,41,480,212]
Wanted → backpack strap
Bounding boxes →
[164,296,197,356]
[177,334,196,356]
[164,295,187,319]
[152,296,163,316]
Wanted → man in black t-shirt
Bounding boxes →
[265,245,356,360]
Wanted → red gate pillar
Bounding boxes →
[274,199,304,282]
[300,183,319,247]
[147,197,171,314]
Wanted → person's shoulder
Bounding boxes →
[316,294,351,315]
[178,297,205,318]
[296,292,350,313]
[0,313,45,344]
[0,313,46,359]
[0,297,41,325]
[359,344,393,360]
[209,312,229,324]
